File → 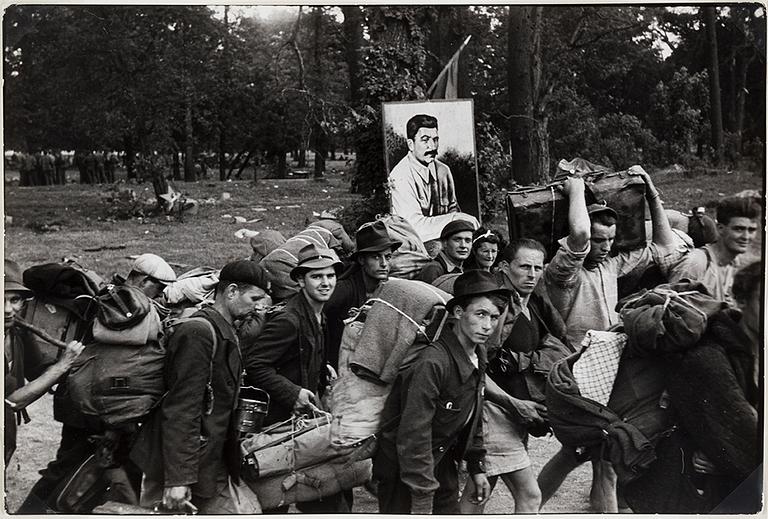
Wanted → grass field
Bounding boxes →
[3,161,763,513]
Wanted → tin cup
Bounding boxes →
[236,386,270,434]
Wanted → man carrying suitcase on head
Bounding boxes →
[538,167,683,512]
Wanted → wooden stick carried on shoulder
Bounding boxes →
[12,317,68,350]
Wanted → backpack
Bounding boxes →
[66,315,218,427]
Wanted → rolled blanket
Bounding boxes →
[349,278,450,384]
[248,458,372,510]
[380,215,431,280]
[618,282,726,357]
[164,269,218,305]
[240,417,355,479]
[431,273,460,294]
[260,220,353,301]
[547,352,657,484]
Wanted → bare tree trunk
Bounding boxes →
[276,151,287,179]
[184,95,196,181]
[298,148,306,168]
[341,6,363,105]
[704,5,724,165]
[507,6,548,184]
[124,135,135,179]
[312,6,326,179]
[172,148,181,180]
[219,5,230,182]
[219,128,227,181]
[734,51,755,153]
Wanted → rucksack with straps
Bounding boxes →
[66,315,218,427]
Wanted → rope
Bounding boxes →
[364,297,428,339]
[656,289,709,321]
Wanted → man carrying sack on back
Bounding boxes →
[130,260,270,514]
[373,270,510,514]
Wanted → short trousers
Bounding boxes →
[482,400,530,477]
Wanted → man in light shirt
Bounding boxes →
[389,114,478,243]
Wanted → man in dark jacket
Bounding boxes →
[373,270,510,514]
[244,243,346,512]
[419,219,475,284]
[130,260,270,513]
[4,260,84,465]
[325,220,401,370]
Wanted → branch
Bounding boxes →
[13,318,68,350]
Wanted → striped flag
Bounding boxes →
[427,35,472,99]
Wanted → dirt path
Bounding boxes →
[5,396,592,513]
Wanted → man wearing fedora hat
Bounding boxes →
[4,260,85,465]
[539,168,682,512]
[419,219,476,284]
[324,220,401,370]
[244,243,348,512]
[130,260,270,513]
[373,270,510,514]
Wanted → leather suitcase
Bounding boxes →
[506,171,646,259]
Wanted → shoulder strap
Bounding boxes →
[183,317,218,392]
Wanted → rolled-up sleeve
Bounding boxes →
[545,237,589,316]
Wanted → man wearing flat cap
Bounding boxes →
[123,253,177,301]
[131,260,270,514]
[538,169,683,513]
[324,220,401,370]
[419,219,476,284]
[4,260,85,465]
[18,252,178,513]
[244,243,348,512]
[374,270,510,514]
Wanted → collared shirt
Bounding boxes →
[389,152,464,242]
[544,237,682,347]
[418,251,463,284]
[668,243,748,307]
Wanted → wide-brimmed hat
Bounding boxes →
[587,202,618,221]
[5,259,34,297]
[131,253,177,283]
[352,221,402,259]
[440,219,476,240]
[446,270,511,311]
[290,244,343,281]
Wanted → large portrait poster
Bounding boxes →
[382,99,481,221]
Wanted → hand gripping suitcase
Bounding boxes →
[506,170,647,259]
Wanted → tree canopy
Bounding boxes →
[4,5,764,212]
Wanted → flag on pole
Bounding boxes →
[427,35,472,100]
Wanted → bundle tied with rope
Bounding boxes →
[329,279,452,446]
[239,412,374,509]
[617,281,727,358]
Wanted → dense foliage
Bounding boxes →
[4,5,764,221]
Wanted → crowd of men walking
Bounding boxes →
[4,166,763,514]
